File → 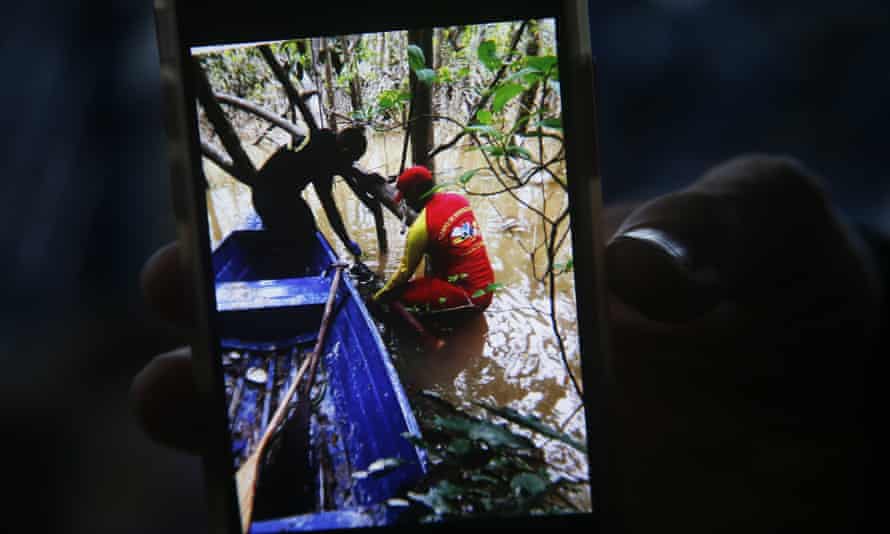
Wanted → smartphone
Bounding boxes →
[153,1,610,532]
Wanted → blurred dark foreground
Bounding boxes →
[0,1,887,532]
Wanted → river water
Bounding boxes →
[205,132,591,509]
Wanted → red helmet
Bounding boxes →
[394,165,433,202]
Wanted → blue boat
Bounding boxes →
[212,227,427,532]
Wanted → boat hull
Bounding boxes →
[212,230,426,531]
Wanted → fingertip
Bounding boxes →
[131,347,206,454]
[140,241,195,327]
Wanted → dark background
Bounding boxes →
[0,1,886,532]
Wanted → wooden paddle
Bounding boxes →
[235,263,345,532]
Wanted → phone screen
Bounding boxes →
[189,15,595,533]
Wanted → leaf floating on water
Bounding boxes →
[351,470,369,480]
[245,367,267,385]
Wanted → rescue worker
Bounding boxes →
[249,127,368,258]
[373,165,495,312]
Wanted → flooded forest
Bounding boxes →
[195,19,592,518]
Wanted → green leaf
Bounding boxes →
[415,68,437,85]
[446,438,473,456]
[458,168,481,185]
[407,44,426,71]
[492,83,524,113]
[477,40,501,71]
[504,67,543,85]
[463,123,499,137]
[418,181,453,201]
[537,117,562,130]
[479,145,506,157]
[505,145,534,161]
[407,481,460,515]
[511,473,549,498]
[475,109,493,125]
[432,415,535,450]
[526,55,558,75]
[472,401,588,454]
[471,289,486,299]
[485,283,503,293]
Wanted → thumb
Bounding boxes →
[606,153,880,327]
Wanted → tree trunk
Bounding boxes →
[378,32,387,70]
[322,38,338,132]
[341,36,363,114]
[408,28,434,171]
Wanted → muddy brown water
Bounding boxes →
[205,132,591,510]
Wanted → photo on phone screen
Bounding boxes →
[190,17,592,532]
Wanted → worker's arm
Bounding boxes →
[374,212,428,302]
[314,174,361,257]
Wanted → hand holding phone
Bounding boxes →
[136,153,880,533]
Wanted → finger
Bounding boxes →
[604,153,880,411]
[606,154,881,327]
[130,347,207,454]
[602,155,879,532]
[140,241,196,327]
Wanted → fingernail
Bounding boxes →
[606,226,723,323]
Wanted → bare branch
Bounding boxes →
[201,140,239,178]
[192,58,257,186]
[214,93,306,141]
[258,44,320,133]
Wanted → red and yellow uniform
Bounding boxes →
[374,191,495,311]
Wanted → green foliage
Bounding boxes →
[475,109,493,125]
[472,401,587,453]
[525,55,558,78]
[457,168,482,185]
[491,83,524,113]
[376,88,411,114]
[199,48,268,101]
[407,44,426,71]
[553,258,574,273]
[463,124,500,138]
[394,392,587,523]
[477,40,501,71]
[536,117,562,130]
[505,145,533,161]
[414,68,437,85]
